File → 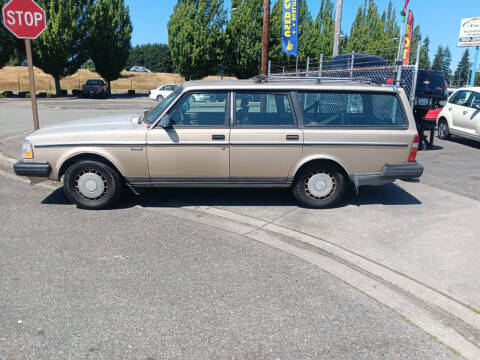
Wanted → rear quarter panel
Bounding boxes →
[291,90,417,176]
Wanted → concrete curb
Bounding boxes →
[0,151,16,175]
[143,201,480,359]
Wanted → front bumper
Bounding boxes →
[354,162,424,187]
[14,161,51,178]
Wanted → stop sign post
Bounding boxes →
[2,0,46,130]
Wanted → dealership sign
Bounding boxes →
[458,17,480,47]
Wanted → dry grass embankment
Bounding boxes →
[0,66,185,93]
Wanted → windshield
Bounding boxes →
[144,88,182,124]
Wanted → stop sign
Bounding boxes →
[2,0,46,39]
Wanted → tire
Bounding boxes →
[292,163,346,209]
[64,160,123,210]
[438,118,451,140]
[156,95,164,102]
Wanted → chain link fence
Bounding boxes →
[269,49,420,106]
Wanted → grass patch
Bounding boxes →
[468,305,480,315]
[0,66,185,92]
[448,346,460,356]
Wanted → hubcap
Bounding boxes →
[75,170,108,200]
[305,172,336,200]
[440,123,447,137]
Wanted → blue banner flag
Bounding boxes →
[282,0,298,57]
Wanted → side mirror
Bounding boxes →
[474,104,480,110]
[159,114,172,128]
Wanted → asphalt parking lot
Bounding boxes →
[1,97,479,359]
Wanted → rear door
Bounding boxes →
[229,91,303,184]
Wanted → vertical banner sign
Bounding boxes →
[402,10,414,66]
[282,0,298,57]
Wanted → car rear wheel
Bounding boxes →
[438,119,451,140]
[156,95,164,102]
[292,164,346,209]
[64,160,123,210]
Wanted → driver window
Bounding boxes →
[169,92,227,127]
[452,91,472,106]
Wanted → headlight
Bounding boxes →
[22,140,34,159]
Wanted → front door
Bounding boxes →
[146,91,230,184]
[450,90,473,132]
[229,91,303,184]
[466,91,480,135]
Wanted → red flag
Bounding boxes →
[401,0,410,17]
[402,10,414,65]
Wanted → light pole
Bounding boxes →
[261,0,270,75]
[332,0,343,57]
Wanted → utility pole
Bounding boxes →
[261,0,270,75]
[332,0,343,57]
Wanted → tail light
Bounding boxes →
[408,135,419,162]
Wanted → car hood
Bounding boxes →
[26,114,146,144]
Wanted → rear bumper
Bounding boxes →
[14,161,51,178]
[354,162,424,187]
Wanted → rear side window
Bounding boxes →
[235,92,295,127]
[297,91,407,127]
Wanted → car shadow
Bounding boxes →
[41,183,421,210]
[449,136,480,149]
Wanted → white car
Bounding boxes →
[149,84,180,102]
[437,87,480,142]
[129,66,151,73]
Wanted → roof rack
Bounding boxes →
[252,74,380,85]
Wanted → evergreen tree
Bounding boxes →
[344,0,400,63]
[32,0,92,95]
[0,0,16,69]
[168,0,226,80]
[453,49,470,87]
[443,46,452,82]
[418,36,430,69]
[127,44,174,73]
[269,0,314,67]
[225,0,263,79]
[310,0,335,58]
[88,0,132,93]
[408,25,421,66]
[431,45,445,72]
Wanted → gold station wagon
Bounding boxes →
[14,77,423,210]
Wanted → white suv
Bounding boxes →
[437,87,480,142]
[149,84,181,102]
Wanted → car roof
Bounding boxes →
[181,79,396,93]
[454,87,480,92]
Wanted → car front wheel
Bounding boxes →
[156,95,164,102]
[64,160,123,210]
[292,164,346,209]
[438,119,451,140]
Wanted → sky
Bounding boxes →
[125,0,480,70]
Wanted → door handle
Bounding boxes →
[448,107,452,111]
[286,134,300,141]
[212,134,225,140]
